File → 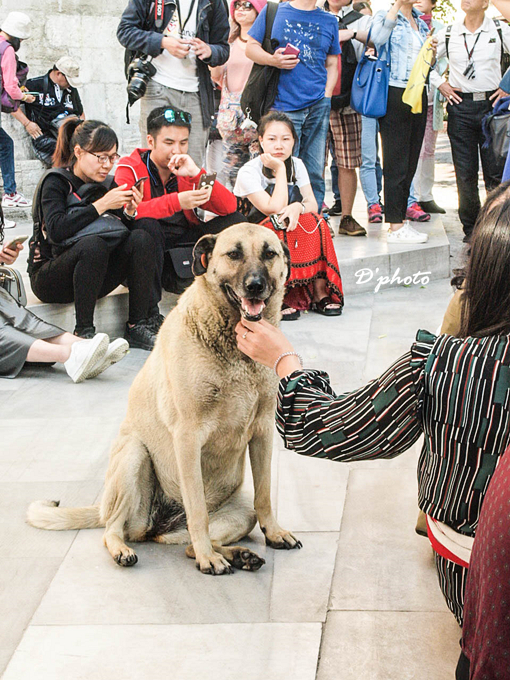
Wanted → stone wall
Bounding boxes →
[0,0,142,197]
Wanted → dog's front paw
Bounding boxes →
[223,546,266,572]
[196,551,234,575]
[113,547,138,567]
[263,528,303,550]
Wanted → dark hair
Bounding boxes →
[52,118,118,168]
[229,3,260,43]
[460,184,510,338]
[353,1,371,11]
[258,110,297,142]
[146,106,191,138]
[0,205,4,244]
[257,111,297,183]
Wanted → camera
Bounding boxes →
[126,55,157,106]
[463,61,476,80]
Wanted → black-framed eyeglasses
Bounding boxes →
[86,150,120,165]
[157,108,192,125]
[234,1,254,9]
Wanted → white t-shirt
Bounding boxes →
[153,0,199,93]
[234,156,311,197]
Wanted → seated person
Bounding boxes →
[29,118,161,350]
[115,105,244,292]
[234,111,343,320]
[22,56,85,167]
[0,226,128,382]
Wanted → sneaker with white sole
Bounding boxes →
[2,218,16,229]
[387,221,428,244]
[2,192,32,209]
[86,338,130,379]
[64,333,109,383]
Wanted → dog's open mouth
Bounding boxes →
[224,284,267,322]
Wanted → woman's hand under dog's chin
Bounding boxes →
[235,318,302,378]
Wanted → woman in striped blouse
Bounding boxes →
[235,193,510,626]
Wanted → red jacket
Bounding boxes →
[114,148,237,224]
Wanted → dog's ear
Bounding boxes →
[192,235,217,276]
[281,242,291,282]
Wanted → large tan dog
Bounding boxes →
[27,223,301,574]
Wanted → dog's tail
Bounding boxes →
[26,500,104,531]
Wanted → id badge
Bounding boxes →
[472,92,486,101]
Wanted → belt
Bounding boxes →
[458,90,496,101]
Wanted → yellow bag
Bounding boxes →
[402,37,435,114]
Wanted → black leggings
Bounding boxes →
[379,86,427,223]
[30,230,157,329]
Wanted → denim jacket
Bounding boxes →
[371,8,430,88]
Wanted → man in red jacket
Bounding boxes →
[115,105,244,293]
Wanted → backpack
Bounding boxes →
[0,40,29,113]
[445,19,510,75]
[331,10,363,111]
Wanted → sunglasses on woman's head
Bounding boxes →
[234,1,254,10]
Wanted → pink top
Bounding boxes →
[0,37,23,100]
[225,39,253,94]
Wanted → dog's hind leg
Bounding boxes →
[184,489,265,572]
[101,434,154,567]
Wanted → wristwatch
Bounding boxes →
[352,30,358,40]
[123,208,137,220]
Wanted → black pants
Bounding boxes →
[379,86,428,224]
[30,230,157,330]
[447,97,503,235]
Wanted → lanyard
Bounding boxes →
[175,0,197,35]
[463,32,481,62]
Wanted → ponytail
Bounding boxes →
[52,118,119,169]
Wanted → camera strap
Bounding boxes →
[175,0,197,35]
[154,0,164,29]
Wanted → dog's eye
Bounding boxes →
[263,250,277,260]
[227,251,243,260]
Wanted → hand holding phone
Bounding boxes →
[133,176,148,192]
[4,235,28,251]
[283,43,300,58]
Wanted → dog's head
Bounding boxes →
[192,223,290,322]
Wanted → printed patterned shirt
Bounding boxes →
[276,330,510,537]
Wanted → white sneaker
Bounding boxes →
[387,221,428,244]
[2,192,32,209]
[86,338,129,379]
[2,218,16,229]
[64,333,109,383]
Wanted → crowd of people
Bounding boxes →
[2,0,510,674]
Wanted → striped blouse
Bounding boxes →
[276,330,510,537]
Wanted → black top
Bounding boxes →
[40,171,129,248]
[25,72,83,132]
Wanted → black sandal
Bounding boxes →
[312,296,342,317]
[281,304,301,321]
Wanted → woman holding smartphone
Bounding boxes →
[234,111,343,320]
[0,218,128,381]
[29,118,161,350]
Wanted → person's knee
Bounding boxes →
[134,218,165,250]
[127,228,157,257]
[75,235,110,264]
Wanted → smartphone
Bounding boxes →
[197,171,217,190]
[133,176,148,191]
[283,43,300,58]
[270,214,286,231]
[4,235,28,250]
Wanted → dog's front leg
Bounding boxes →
[249,425,302,550]
[174,430,233,575]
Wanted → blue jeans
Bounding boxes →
[286,97,331,210]
[359,115,382,208]
[0,126,16,195]
[331,154,340,202]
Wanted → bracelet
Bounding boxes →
[273,351,303,376]
[123,208,137,220]
[352,30,358,40]
[300,201,306,214]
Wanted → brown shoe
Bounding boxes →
[338,215,367,236]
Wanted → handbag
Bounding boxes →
[350,27,391,119]
[163,243,195,294]
[217,82,258,147]
[55,214,130,250]
[0,264,27,305]
[240,2,280,124]
[482,97,510,170]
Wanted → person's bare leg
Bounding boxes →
[338,167,357,216]
[389,222,404,232]
[46,332,82,348]
[26,338,73,364]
